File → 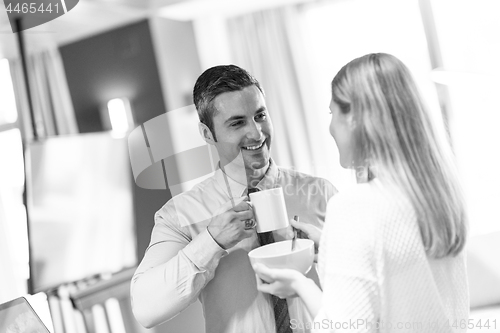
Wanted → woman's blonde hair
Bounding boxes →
[331,53,467,258]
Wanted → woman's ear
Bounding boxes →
[347,113,357,130]
[199,122,216,145]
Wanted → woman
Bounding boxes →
[254,53,469,332]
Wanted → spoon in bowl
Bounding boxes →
[291,215,299,251]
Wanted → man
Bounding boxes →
[131,65,337,333]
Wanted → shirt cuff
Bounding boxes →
[182,228,228,272]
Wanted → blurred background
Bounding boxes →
[0,0,499,332]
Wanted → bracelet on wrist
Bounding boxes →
[206,226,226,250]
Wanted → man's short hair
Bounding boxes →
[193,65,264,141]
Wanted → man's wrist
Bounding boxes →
[183,228,228,271]
[207,226,226,250]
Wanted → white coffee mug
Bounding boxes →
[249,187,289,233]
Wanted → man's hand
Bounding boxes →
[207,198,255,250]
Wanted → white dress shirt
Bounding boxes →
[131,159,337,333]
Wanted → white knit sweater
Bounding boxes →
[313,179,469,332]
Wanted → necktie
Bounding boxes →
[248,188,292,333]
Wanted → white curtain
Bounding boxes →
[0,192,24,303]
[227,7,332,176]
[10,48,78,141]
[0,129,27,303]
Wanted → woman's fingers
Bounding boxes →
[253,263,275,283]
[290,219,314,240]
[254,264,275,294]
[254,265,282,296]
[254,264,302,299]
[290,219,322,248]
[290,218,310,234]
[256,278,275,294]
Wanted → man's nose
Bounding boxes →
[246,121,263,140]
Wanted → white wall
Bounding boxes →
[150,17,202,111]
[148,17,207,333]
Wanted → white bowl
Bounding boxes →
[248,239,314,274]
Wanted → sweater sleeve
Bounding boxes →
[312,188,380,332]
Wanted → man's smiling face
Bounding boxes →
[210,85,273,174]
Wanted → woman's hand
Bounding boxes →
[253,263,308,299]
[290,218,322,252]
[254,263,324,318]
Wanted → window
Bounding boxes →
[0,59,18,127]
[430,0,500,236]
[299,0,440,191]
[0,58,29,301]
[300,0,500,236]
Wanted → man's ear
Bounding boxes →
[199,122,216,145]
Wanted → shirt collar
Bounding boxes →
[214,158,279,199]
[252,158,279,192]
